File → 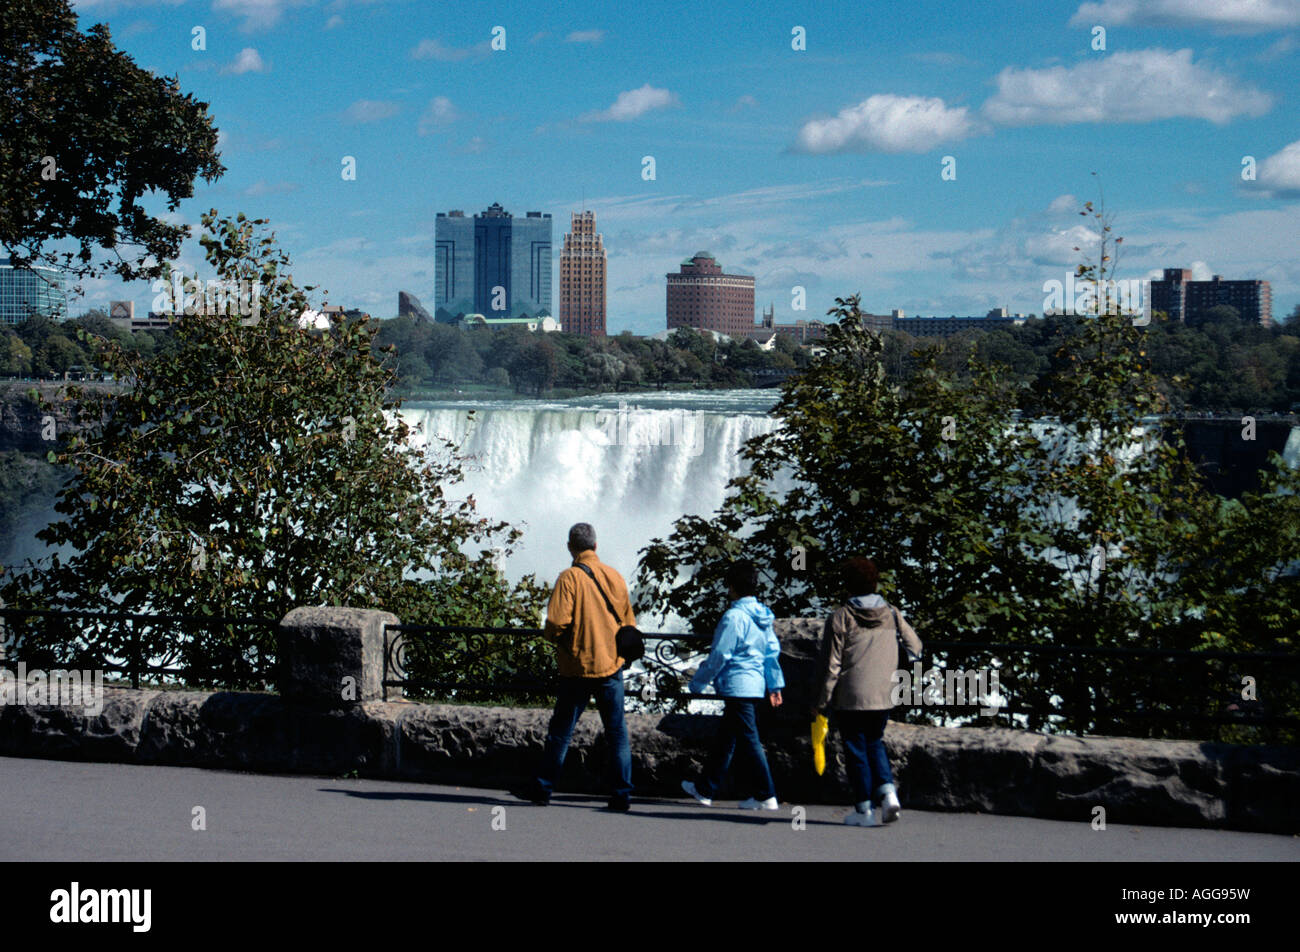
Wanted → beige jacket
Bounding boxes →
[814,596,923,711]
[543,549,636,679]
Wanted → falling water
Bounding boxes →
[398,390,781,587]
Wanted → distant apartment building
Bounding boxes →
[1149,268,1272,326]
[0,257,67,325]
[891,308,1025,338]
[434,203,553,323]
[666,252,755,338]
[112,300,179,332]
[559,210,607,337]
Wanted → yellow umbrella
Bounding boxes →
[811,714,829,775]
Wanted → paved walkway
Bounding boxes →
[3,756,1296,861]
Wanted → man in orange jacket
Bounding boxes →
[515,522,636,812]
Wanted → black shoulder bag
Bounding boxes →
[574,563,645,664]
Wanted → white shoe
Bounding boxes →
[682,780,712,806]
[844,803,880,827]
[738,796,779,811]
[879,789,902,824]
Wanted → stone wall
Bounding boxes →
[1,608,1296,834]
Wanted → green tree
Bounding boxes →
[0,0,224,281]
[509,337,558,395]
[1,212,546,686]
[1,333,33,375]
[32,333,84,375]
[634,199,1300,740]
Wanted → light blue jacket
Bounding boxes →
[688,597,786,698]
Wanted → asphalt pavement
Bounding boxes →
[2,756,1296,861]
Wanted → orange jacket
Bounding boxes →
[544,549,637,679]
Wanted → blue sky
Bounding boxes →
[68,0,1300,333]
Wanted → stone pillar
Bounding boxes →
[278,607,400,708]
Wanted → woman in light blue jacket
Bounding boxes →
[681,560,785,810]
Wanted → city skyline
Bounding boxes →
[56,0,1300,332]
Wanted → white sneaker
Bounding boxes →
[879,789,902,824]
[738,796,779,811]
[844,802,879,827]
[681,780,712,806]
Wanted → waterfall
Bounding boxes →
[1284,426,1300,470]
[398,391,780,587]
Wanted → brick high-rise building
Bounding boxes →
[1150,268,1273,326]
[666,251,755,338]
[559,210,606,336]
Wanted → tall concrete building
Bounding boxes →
[1150,268,1273,326]
[559,210,607,337]
[434,203,552,322]
[666,251,754,338]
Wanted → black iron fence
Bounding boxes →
[384,623,1300,743]
[0,608,279,690]
[382,623,717,709]
[916,639,1300,744]
[2,610,1295,743]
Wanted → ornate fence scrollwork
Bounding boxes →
[383,624,715,712]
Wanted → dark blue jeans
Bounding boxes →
[696,699,776,801]
[537,673,633,802]
[836,709,894,805]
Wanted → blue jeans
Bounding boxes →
[537,673,633,802]
[696,699,776,801]
[836,709,894,804]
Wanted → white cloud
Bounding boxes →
[418,96,460,134]
[576,178,891,221]
[460,136,489,154]
[566,29,605,44]
[343,99,400,123]
[1257,33,1298,59]
[1070,0,1300,32]
[984,49,1272,125]
[1047,194,1081,215]
[794,94,979,154]
[214,0,309,34]
[325,14,343,29]
[581,84,678,122]
[1247,139,1300,197]
[1023,225,1102,266]
[411,37,490,62]
[221,47,268,75]
[731,94,759,112]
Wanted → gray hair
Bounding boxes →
[568,522,597,552]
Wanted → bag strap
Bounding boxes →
[574,562,623,625]
[891,606,919,661]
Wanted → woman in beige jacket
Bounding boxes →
[813,557,923,827]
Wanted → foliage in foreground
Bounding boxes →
[635,219,1300,741]
[1,212,548,687]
